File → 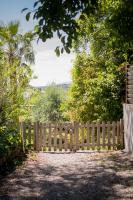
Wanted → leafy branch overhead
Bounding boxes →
[22,0,99,55]
[23,0,132,56]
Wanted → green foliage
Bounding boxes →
[26,84,68,122]
[0,126,20,157]
[0,21,35,124]
[66,53,125,122]
[24,0,133,57]
[63,0,132,122]
[23,0,99,54]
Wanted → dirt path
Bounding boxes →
[0,151,133,200]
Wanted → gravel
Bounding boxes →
[0,151,133,200]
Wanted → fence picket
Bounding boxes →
[87,123,90,150]
[120,119,124,148]
[39,123,42,151]
[48,123,51,151]
[28,122,31,145]
[97,122,100,148]
[102,122,105,148]
[92,123,95,150]
[112,121,116,150]
[70,124,73,151]
[117,121,120,147]
[59,123,62,151]
[81,124,84,150]
[107,122,111,149]
[54,123,57,151]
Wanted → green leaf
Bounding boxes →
[64,46,70,54]
[34,25,40,33]
[34,1,39,8]
[21,8,28,13]
[61,36,65,45]
[55,46,60,57]
[61,48,64,54]
[26,12,31,21]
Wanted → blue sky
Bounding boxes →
[0,0,74,86]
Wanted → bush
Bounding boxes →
[0,126,21,158]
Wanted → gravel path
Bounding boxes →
[0,151,133,200]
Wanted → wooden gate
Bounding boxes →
[20,120,124,151]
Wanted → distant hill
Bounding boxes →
[30,83,71,91]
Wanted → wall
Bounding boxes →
[123,104,133,153]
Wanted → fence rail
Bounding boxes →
[20,120,124,151]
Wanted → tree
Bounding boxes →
[0,21,35,124]
[66,53,125,122]
[32,84,67,122]
[23,0,133,56]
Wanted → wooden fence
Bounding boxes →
[20,120,124,151]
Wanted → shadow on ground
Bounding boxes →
[0,151,133,200]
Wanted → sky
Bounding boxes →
[0,0,74,86]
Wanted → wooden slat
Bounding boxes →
[128,76,133,81]
[97,122,100,148]
[70,125,73,151]
[128,80,133,84]
[127,88,133,93]
[112,121,116,150]
[107,121,111,149]
[81,124,84,150]
[120,119,124,148]
[127,71,133,76]
[34,122,36,150]
[127,98,133,104]
[43,123,46,149]
[102,122,105,148]
[54,123,57,151]
[64,124,67,151]
[59,123,62,151]
[34,121,39,151]
[127,85,133,89]
[74,122,78,151]
[48,123,51,151]
[127,94,133,98]
[117,121,120,147]
[127,66,133,71]
[20,122,25,152]
[39,122,42,151]
[28,122,31,146]
[92,123,95,150]
[87,123,90,150]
